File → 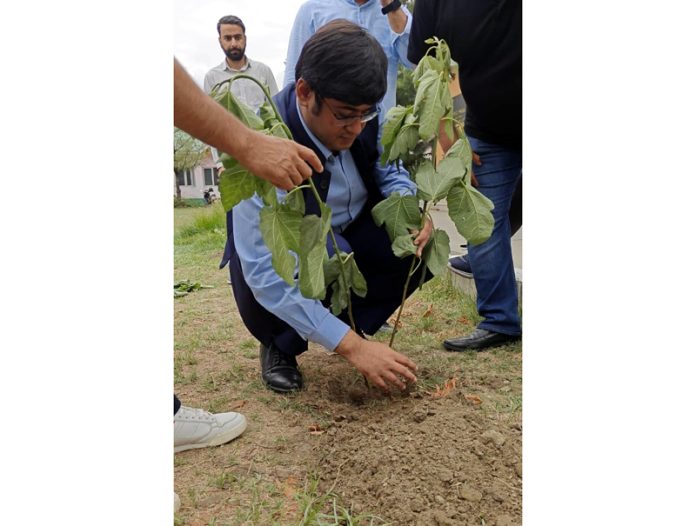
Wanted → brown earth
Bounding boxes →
[174,222,521,526]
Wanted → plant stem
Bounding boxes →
[388,199,431,347]
[389,255,417,348]
[388,137,440,348]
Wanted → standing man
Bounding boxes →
[222,20,433,394]
[204,15,278,112]
[283,0,414,117]
[408,0,522,351]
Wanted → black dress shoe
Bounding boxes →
[443,328,520,352]
[260,343,303,393]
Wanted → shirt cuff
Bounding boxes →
[308,311,351,351]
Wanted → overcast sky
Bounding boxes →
[174,0,307,89]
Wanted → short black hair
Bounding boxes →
[295,19,387,107]
[217,15,245,35]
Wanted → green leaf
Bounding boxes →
[381,105,410,150]
[415,161,462,203]
[259,204,303,284]
[298,215,327,299]
[328,277,349,316]
[317,202,333,237]
[323,251,366,314]
[259,101,276,127]
[347,256,368,298]
[440,77,453,115]
[388,123,420,162]
[413,56,442,85]
[391,234,418,258]
[446,183,495,246]
[422,229,450,276]
[219,156,257,211]
[445,137,473,179]
[214,89,264,131]
[284,189,305,215]
[371,193,421,242]
[326,252,354,315]
[323,253,342,287]
[413,69,445,140]
[265,122,289,138]
[256,178,278,207]
[436,41,452,74]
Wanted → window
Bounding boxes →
[176,169,195,186]
[204,167,214,186]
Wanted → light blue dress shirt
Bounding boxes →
[232,99,415,351]
[282,0,414,118]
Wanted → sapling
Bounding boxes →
[210,76,367,331]
[374,37,495,346]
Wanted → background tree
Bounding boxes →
[173,128,208,200]
[396,64,416,107]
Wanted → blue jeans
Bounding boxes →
[467,136,522,336]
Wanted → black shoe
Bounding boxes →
[443,328,520,352]
[259,343,303,393]
[448,254,473,277]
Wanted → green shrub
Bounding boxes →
[175,203,226,239]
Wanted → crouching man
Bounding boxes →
[221,20,432,393]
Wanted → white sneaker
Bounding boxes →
[174,406,247,453]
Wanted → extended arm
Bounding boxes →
[381,1,414,68]
[174,58,322,190]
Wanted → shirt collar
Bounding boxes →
[222,57,252,72]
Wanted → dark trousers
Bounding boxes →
[174,394,181,416]
[228,210,432,356]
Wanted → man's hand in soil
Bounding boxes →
[335,330,417,391]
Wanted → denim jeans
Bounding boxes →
[467,136,522,336]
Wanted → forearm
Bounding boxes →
[380,1,408,34]
[438,119,459,155]
[174,58,254,161]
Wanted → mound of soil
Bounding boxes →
[302,351,522,525]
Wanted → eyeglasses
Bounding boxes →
[320,97,380,126]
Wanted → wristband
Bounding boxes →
[381,0,402,15]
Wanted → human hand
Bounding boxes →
[239,132,323,191]
[471,151,482,187]
[412,215,433,258]
[335,330,417,391]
